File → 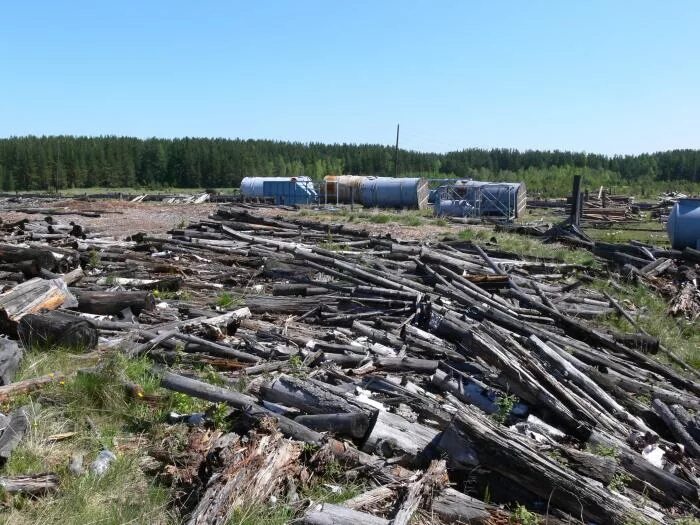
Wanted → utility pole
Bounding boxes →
[394,123,400,177]
[55,142,61,194]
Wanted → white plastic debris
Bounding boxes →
[642,444,665,469]
[90,450,117,476]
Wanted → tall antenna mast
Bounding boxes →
[394,123,400,177]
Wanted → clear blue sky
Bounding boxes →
[1,1,698,155]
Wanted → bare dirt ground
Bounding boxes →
[2,199,465,241]
[1,200,219,238]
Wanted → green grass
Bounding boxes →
[586,220,668,246]
[455,227,598,267]
[2,454,174,525]
[0,351,208,524]
[590,281,700,368]
[511,504,541,525]
[215,291,244,310]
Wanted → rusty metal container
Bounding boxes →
[322,175,366,204]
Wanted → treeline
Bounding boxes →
[0,135,699,195]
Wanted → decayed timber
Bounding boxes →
[0,244,57,271]
[187,432,301,525]
[451,405,663,524]
[361,410,439,464]
[18,310,98,349]
[1,203,698,523]
[0,473,59,495]
[294,413,370,439]
[300,503,390,525]
[0,338,22,385]
[652,398,700,458]
[392,459,447,525]
[430,488,492,524]
[260,373,365,415]
[0,406,29,463]
[72,290,156,315]
[157,368,323,444]
[0,373,67,403]
[0,277,77,335]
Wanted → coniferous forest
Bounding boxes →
[0,135,699,197]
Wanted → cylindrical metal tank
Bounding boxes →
[667,198,700,249]
[240,177,313,199]
[359,177,429,209]
[322,175,366,203]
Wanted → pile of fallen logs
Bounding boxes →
[0,204,698,523]
[541,224,700,322]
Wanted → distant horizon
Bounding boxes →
[1,133,698,158]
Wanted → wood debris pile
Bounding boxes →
[0,205,698,523]
[543,225,700,322]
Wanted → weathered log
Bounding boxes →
[0,473,59,495]
[294,413,370,439]
[361,410,440,465]
[652,398,700,458]
[669,404,700,443]
[0,338,22,385]
[431,488,493,524]
[431,368,527,417]
[374,357,438,373]
[0,406,29,463]
[588,430,699,506]
[0,245,56,270]
[452,405,662,524]
[343,485,395,511]
[0,372,67,402]
[299,503,389,525]
[0,277,77,336]
[180,307,251,339]
[554,446,617,484]
[528,335,650,434]
[18,310,97,350]
[260,374,364,415]
[72,290,156,315]
[157,368,323,444]
[60,267,84,285]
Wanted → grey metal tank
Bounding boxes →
[358,177,429,209]
[667,198,700,249]
[435,180,526,219]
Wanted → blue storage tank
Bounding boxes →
[667,198,700,249]
[240,176,313,199]
[359,177,429,209]
[261,178,318,205]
